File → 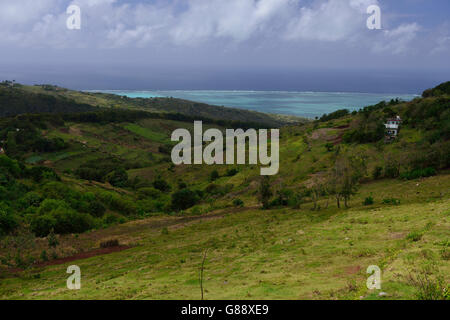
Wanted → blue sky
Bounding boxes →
[0,0,449,93]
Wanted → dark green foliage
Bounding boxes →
[26,166,60,183]
[400,168,437,180]
[343,119,385,144]
[325,143,334,152]
[47,229,59,248]
[40,250,49,262]
[30,199,95,237]
[204,183,233,197]
[0,204,18,236]
[106,168,128,188]
[171,189,200,211]
[363,196,374,206]
[422,81,450,97]
[226,168,239,177]
[232,199,244,207]
[158,144,172,155]
[258,176,273,210]
[0,86,94,117]
[153,177,171,192]
[372,166,383,180]
[210,170,220,182]
[270,188,293,207]
[407,231,423,242]
[382,198,400,205]
[75,157,135,184]
[320,109,349,122]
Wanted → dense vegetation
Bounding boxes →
[0,82,94,117]
[0,81,449,300]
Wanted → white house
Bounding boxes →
[385,116,402,138]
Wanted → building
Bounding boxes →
[385,116,402,140]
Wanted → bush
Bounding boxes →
[407,231,423,242]
[0,204,18,236]
[226,168,239,177]
[210,170,220,182]
[47,228,59,248]
[372,166,383,180]
[232,199,244,207]
[171,189,200,211]
[400,168,437,180]
[153,177,171,192]
[137,187,161,199]
[363,196,374,206]
[382,198,401,205]
[87,200,106,217]
[106,168,128,188]
[30,214,57,237]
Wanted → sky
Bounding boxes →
[0,0,449,93]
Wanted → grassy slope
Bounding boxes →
[0,174,448,300]
[0,89,448,299]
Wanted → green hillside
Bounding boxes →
[7,83,305,127]
[0,82,448,300]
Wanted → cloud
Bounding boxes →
[372,23,420,54]
[0,0,430,58]
[285,0,377,41]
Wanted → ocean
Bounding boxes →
[93,90,419,118]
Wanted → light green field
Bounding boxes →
[1,174,448,300]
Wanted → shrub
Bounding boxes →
[103,213,119,225]
[137,187,161,199]
[0,204,18,236]
[382,198,401,205]
[87,200,106,217]
[106,168,128,188]
[153,177,171,192]
[400,168,437,180]
[210,170,220,182]
[100,239,120,249]
[47,229,59,248]
[226,168,239,177]
[30,214,56,237]
[325,143,334,152]
[407,231,423,242]
[232,199,244,207]
[363,196,374,206]
[372,166,383,180]
[258,176,273,210]
[171,189,200,211]
[40,250,49,262]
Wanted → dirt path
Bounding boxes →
[6,205,259,273]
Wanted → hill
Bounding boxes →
[0,81,448,300]
[0,83,95,117]
[7,83,306,127]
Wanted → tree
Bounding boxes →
[171,189,200,211]
[329,153,365,208]
[258,176,273,210]
[106,168,128,188]
[210,170,219,182]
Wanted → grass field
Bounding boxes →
[1,174,448,300]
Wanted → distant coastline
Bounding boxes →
[88,90,419,118]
